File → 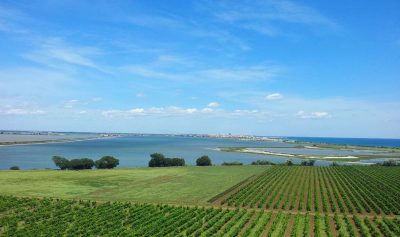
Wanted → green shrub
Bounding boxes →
[221,162,243,166]
[196,155,212,166]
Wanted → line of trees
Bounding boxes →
[148,153,185,167]
[222,161,243,166]
[52,156,119,170]
[376,160,400,166]
[301,159,316,166]
[251,160,275,165]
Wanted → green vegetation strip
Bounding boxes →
[0,166,266,205]
[219,146,400,162]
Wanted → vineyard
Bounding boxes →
[217,166,400,216]
[1,195,399,236]
[1,166,399,236]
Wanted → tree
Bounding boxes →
[52,156,70,170]
[149,153,166,167]
[196,155,212,166]
[148,153,185,167]
[380,160,399,166]
[330,162,339,166]
[301,160,315,166]
[285,159,293,166]
[9,166,20,170]
[169,158,185,166]
[95,156,119,169]
[251,160,275,165]
[221,162,243,166]
[69,158,94,170]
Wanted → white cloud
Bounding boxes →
[127,15,184,29]
[201,108,214,113]
[266,93,283,100]
[296,110,330,119]
[64,99,80,108]
[23,38,105,72]
[207,102,220,107]
[102,106,202,118]
[3,109,46,115]
[91,97,102,102]
[101,105,280,119]
[200,66,280,81]
[124,64,282,82]
[214,0,336,26]
[136,92,145,98]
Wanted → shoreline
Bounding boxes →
[217,147,400,162]
[0,135,122,147]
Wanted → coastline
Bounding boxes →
[217,147,400,162]
[0,135,122,147]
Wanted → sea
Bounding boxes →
[286,137,400,148]
[0,134,399,170]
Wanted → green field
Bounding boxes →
[1,165,400,236]
[0,166,266,205]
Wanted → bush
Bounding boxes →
[69,158,94,170]
[9,166,20,170]
[331,162,340,166]
[149,153,166,167]
[148,153,185,167]
[95,156,119,169]
[221,162,243,166]
[378,160,399,166]
[251,160,275,165]
[169,158,185,166]
[300,160,315,166]
[285,160,293,166]
[196,155,212,166]
[52,156,70,170]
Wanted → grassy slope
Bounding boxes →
[0,166,267,205]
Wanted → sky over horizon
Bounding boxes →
[0,0,399,138]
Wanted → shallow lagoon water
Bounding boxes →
[1,135,397,170]
[0,135,315,169]
[265,147,391,156]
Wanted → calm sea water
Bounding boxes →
[0,135,397,170]
[286,137,400,148]
[0,135,310,170]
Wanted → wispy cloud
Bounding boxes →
[102,106,201,118]
[123,63,282,82]
[127,15,185,29]
[101,105,281,120]
[0,103,46,116]
[296,110,330,119]
[63,99,80,108]
[266,93,283,100]
[210,0,337,36]
[207,102,220,108]
[23,38,105,72]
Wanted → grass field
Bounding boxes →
[0,166,266,205]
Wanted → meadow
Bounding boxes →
[0,166,266,205]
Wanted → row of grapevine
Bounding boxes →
[219,166,400,215]
[1,195,399,236]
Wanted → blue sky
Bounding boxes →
[0,0,399,138]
